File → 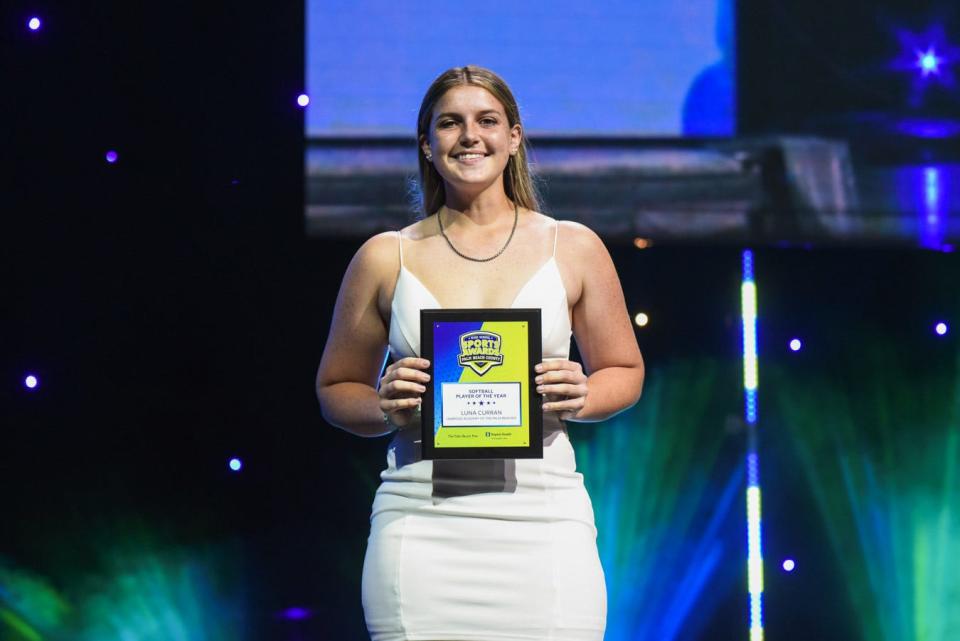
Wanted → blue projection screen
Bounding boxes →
[306,1,735,138]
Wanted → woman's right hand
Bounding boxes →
[378,357,431,428]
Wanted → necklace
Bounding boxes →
[437,202,518,263]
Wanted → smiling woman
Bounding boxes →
[415,67,540,220]
[315,65,645,641]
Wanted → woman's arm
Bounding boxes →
[555,222,645,422]
[315,233,400,437]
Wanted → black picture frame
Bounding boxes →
[421,308,543,460]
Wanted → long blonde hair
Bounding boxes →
[416,66,542,216]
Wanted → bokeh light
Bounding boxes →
[935,322,948,336]
[916,48,941,76]
[789,338,802,352]
[24,374,39,389]
[228,457,242,472]
[105,150,119,164]
[634,312,649,327]
[281,606,312,620]
[28,17,42,31]
[633,238,653,249]
[782,559,796,572]
[297,93,310,107]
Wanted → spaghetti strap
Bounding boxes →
[397,230,405,267]
[552,219,560,258]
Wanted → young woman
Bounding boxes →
[316,65,644,641]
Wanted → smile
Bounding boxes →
[453,153,488,164]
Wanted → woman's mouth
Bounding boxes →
[453,152,488,164]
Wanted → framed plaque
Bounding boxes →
[421,309,543,460]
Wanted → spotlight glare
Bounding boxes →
[935,322,948,336]
[229,457,243,472]
[634,312,649,327]
[916,48,941,76]
[105,150,119,164]
[789,338,802,352]
[297,93,310,107]
[24,375,39,389]
[28,17,42,30]
[782,559,796,572]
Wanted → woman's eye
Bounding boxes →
[438,121,455,128]
[481,118,497,126]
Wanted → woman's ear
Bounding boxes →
[509,123,522,155]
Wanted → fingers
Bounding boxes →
[535,360,583,376]
[536,382,585,397]
[542,396,586,414]
[535,372,586,387]
[534,363,586,388]
[379,358,429,426]
[391,357,430,372]
[385,367,431,385]
[535,360,587,419]
[380,396,422,412]
[380,378,427,398]
[380,358,431,396]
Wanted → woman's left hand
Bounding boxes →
[535,360,588,421]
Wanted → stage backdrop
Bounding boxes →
[305,0,735,138]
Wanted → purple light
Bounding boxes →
[297,94,310,107]
[105,150,119,164]
[782,559,796,572]
[916,48,942,76]
[28,17,42,31]
[281,607,312,621]
[893,117,960,139]
[229,457,242,472]
[891,26,960,93]
[789,338,802,352]
[24,375,39,389]
[935,322,948,336]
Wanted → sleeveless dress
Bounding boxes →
[362,221,606,641]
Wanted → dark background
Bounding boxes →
[4,1,959,639]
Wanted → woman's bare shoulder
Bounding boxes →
[556,220,607,257]
[348,231,401,284]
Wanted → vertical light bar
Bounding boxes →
[921,166,943,250]
[741,250,764,641]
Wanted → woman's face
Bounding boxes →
[421,85,521,195]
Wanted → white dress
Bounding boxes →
[362,222,606,641]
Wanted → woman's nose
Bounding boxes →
[459,122,479,144]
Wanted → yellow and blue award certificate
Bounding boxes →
[421,309,543,460]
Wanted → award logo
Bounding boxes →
[457,331,504,376]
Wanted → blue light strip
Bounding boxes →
[741,250,764,641]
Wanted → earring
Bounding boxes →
[424,151,433,161]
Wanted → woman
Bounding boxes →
[316,66,644,641]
